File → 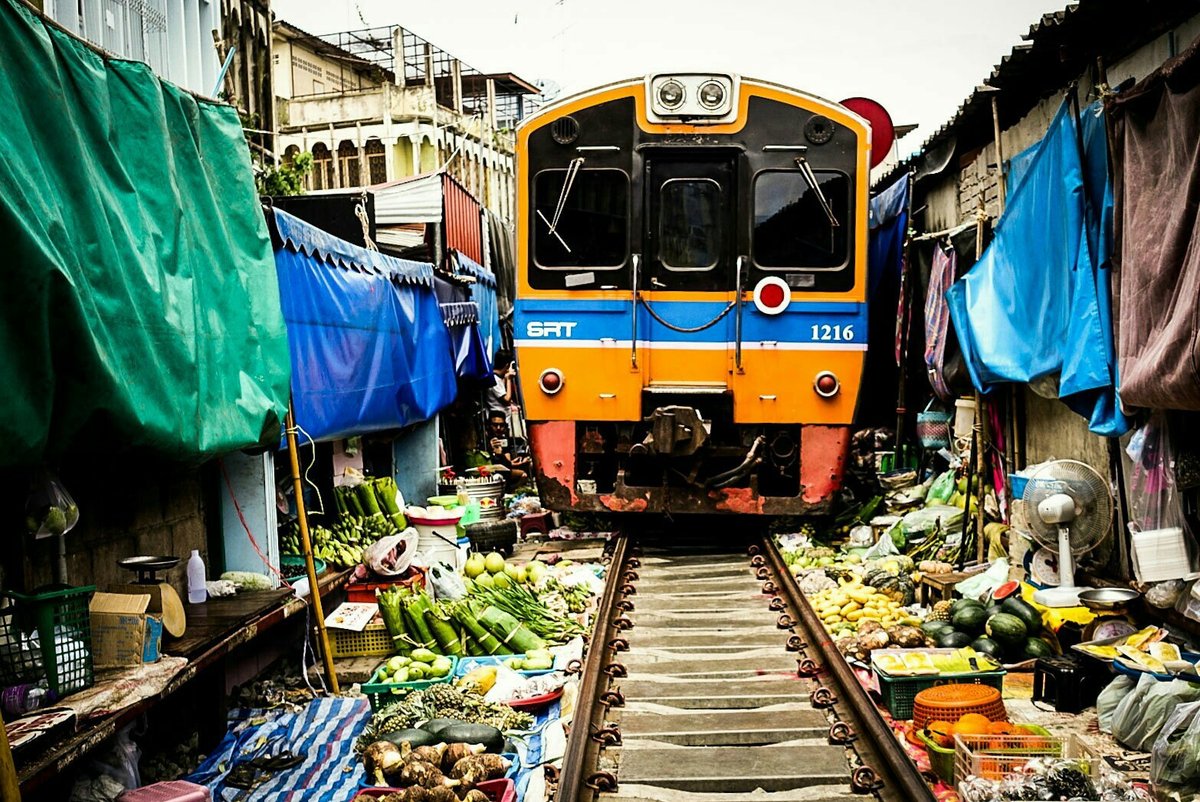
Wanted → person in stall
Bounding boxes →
[487,350,517,415]
[487,410,531,489]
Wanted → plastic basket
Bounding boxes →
[918,724,1050,784]
[0,585,95,699]
[351,778,515,802]
[344,568,426,604]
[455,653,557,678]
[329,621,396,658]
[916,401,952,450]
[362,655,458,711]
[877,667,1006,721]
[279,556,325,584]
[955,731,1098,784]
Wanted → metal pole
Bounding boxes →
[0,711,20,801]
[285,407,340,694]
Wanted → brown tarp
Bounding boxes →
[1109,35,1200,411]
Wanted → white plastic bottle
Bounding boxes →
[186,549,207,604]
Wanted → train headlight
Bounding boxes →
[814,371,840,398]
[657,80,686,110]
[752,276,791,315]
[698,80,726,110]
[539,368,565,395]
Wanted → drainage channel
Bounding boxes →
[554,536,934,802]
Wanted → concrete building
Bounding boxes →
[273,21,540,220]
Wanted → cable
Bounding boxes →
[637,292,735,333]
[293,422,326,518]
[219,458,293,589]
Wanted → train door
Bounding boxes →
[642,154,737,388]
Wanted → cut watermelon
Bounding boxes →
[992,581,1020,601]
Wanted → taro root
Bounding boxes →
[408,745,445,765]
[459,791,489,802]
[400,760,460,790]
[450,753,510,783]
[440,743,485,773]
[362,741,404,787]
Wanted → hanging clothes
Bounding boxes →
[923,243,957,401]
[945,99,1129,436]
[1108,34,1200,411]
[860,174,909,425]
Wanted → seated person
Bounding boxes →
[486,411,531,488]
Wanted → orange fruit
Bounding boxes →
[987,721,1014,735]
[953,713,992,735]
[925,720,954,747]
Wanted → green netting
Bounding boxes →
[0,0,291,465]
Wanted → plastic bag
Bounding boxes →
[1146,579,1187,609]
[25,470,79,539]
[899,505,964,538]
[363,529,418,578]
[862,528,899,560]
[1125,413,1198,581]
[1097,675,1135,733]
[427,563,467,601]
[1151,700,1200,798]
[954,559,1010,602]
[1112,672,1200,751]
[927,470,957,505]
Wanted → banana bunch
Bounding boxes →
[279,511,405,569]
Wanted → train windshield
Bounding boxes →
[752,170,850,270]
[658,178,723,270]
[533,168,629,269]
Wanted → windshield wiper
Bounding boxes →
[539,156,585,253]
[795,155,840,228]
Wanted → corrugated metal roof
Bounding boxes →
[877,0,1200,189]
[373,172,444,224]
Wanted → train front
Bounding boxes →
[514,74,870,515]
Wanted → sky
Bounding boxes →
[273,0,1064,155]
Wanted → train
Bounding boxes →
[513,73,884,516]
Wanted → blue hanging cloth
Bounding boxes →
[272,209,459,443]
[946,100,1129,436]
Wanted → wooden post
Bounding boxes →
[285,407,340,694]
[0,711,20,802]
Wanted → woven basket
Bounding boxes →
[916,400,952,449]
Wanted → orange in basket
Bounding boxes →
[911,683,1007,734]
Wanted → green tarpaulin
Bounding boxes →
[0,0,291,465]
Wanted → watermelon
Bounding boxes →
[992,581,1020,601]
[971,637,1005,660]
[951,605,988,636]
[950,598,985,617]
[985,613,1028,646]
[937,630,974,648]
[1023,637,1054,659]
[921,620,954,638]
[1000,597,1042,634]
[985,603,1004,619]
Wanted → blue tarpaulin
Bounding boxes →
[273,209,458,443]
[868,174,909,302]
[946,100,1129,436]
[456,251,502,362]
[434,275,492,382]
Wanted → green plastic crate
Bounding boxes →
[0,585,95,700]
[362,655,458,711]
[875,667,1005,720]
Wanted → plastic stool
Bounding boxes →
[519,511,552,538]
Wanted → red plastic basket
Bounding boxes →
[351,779,514,802]
[345,568,426,604]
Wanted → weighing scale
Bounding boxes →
[116,556,187,637]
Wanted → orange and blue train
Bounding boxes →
[514,74,878,516]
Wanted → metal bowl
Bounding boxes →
[1076,587,1141,611]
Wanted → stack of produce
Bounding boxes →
[336,477,408,533]
[921,596,1052,663]
[280,477,410,568]
[374,650,455,685]
[357,718,512,800]
[356,684,533,751]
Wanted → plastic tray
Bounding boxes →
[954,731,1098,784]
[344,569,426,604]
[505,687,562,711]
[352,778,515,802]
[362,656,458,711]
[875,666,1006,721]
[330,621,396,658]
[917,724,1050,784]
[1111,651,1200,682]
[455,653,557,678]
[280,556,325,584]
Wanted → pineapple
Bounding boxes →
[929,600,953,623]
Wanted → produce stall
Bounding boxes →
[773,459,1200,802]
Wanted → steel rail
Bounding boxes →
[556,534,631,802]
[759,536,936,802]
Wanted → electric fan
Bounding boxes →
[1021,459,1114,608]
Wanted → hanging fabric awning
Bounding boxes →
[1109,35,1200,412]
[946,99,1129,436]
[0,0,291,465]
[272,209,457,443]
[433,275,491,383]
[452,251,502,363]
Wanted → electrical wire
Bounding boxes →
[219,457,293,589]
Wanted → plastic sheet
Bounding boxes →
[272,210,458,443]
[0,0,291,464]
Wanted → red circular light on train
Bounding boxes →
[814,371,840,398]
[753,276,791,315]
[539,368,564,395]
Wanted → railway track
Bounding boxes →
[554,533,934,802]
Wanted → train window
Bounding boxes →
[658,178,722,270]
[533,168,629,269]
[752,170,850,270]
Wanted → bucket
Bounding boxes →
[953,398,976,439]
[409,512,464,570]
[439,474,505,521]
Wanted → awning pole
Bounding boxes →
[285,407,340,694]
[0,711,19,801]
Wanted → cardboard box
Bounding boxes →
[89,593,163,669]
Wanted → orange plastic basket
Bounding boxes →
[911,683,1007,733]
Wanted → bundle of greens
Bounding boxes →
[469,582,586,643]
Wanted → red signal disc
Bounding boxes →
[753,277,791,315]
[840,97,895,169]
